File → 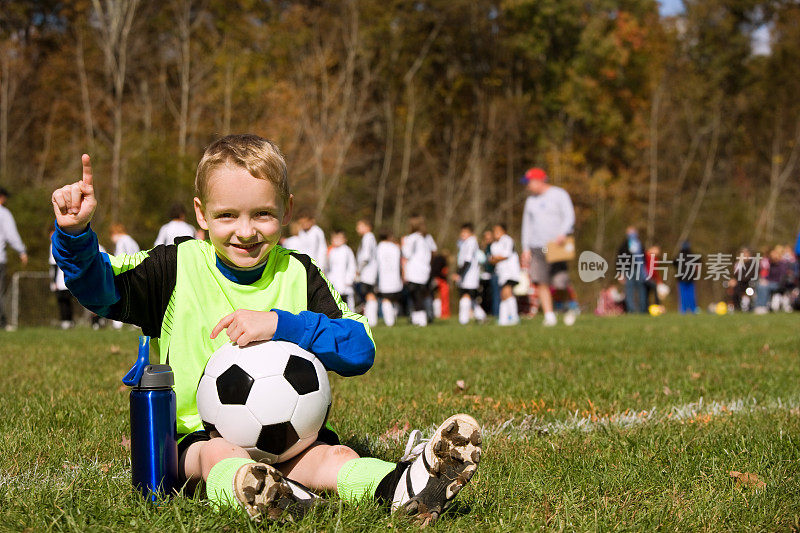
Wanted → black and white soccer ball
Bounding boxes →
[196,340,331,464]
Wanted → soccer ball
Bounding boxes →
[196,341,331,464]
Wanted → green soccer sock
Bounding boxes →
[336,458,397,503]
[205,457,256,509]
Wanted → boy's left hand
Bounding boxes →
[210,309,279,346]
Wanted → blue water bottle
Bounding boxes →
[123,336,179,500]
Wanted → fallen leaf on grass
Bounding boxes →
[110,345,121,354]
[729,471,765,489]
[455,380,467,392]
[663,386,672,396]
[760,343,769,353]
[379,421,410,443]
[120,435,131,451]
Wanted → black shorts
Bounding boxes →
[359,283,375,296]
[177,425,341,476]
[501,280,518,289]
[405,282,428,311]
[459,288,478,299]
[378,291,403,303]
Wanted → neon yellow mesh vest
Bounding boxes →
[160,240,318,436]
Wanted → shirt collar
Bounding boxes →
[215,255,267,284]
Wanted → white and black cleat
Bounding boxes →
[392,414,482,526]
[233,463,320,522]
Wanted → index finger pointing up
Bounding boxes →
[81,154,93,186]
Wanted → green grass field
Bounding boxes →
[1,313,799,531]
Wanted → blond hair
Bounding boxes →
[195,134,289,203]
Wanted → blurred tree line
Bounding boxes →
[1,0,799,272]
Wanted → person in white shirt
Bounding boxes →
[154,204,196,247]
[325,229,357,309]
[356,219,379,327]
[455,223,487,325]
[296,212,328,270]
[489,223,521,326]
[402,215,437,326]
[281,222,302,250]
[111,223,141,256]
[376,232,403,326]
[519,167,576,326]
[0,187,27,329]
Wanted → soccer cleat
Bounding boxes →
[233,462,319,521]
[563,309,578,326]
[542,313,557,327]
[392,414,482,526]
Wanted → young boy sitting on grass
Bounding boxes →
[50,134,481,524]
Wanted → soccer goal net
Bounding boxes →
[6,271,64,328]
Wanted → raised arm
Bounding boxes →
[51,155,175,337]
[50,156,118,315]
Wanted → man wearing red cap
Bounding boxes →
[520,168,576,326]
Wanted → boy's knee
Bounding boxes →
[326,444,359,464]
[198,437,250,478]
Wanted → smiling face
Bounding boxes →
[194,164,293,269]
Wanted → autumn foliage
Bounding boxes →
[1,0,799,266]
